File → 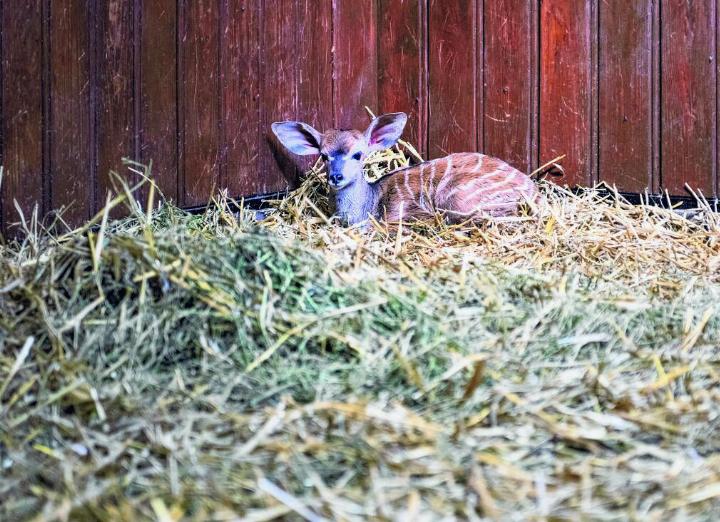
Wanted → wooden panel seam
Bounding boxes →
[652,0,660,193]
[421,0,429,157]
[133,0,141,168]
[176,0,184,205]
[475,0,483,153]
[591,0,599,185]
[529,0,540,171]
[0,0,4,232]
[218,0,225,192]
[42,0,50,215]
[90,0,98,216]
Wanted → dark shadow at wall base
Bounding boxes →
[180,187,719,223]
[183,190,288,215]
[586,187,720,213]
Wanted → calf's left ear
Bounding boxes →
[364,112,407,152]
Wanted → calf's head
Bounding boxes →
[271,113,407,190]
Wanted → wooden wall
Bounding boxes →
[1,1,719,231]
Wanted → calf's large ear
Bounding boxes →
[364,112,408,152]
[271,121,323,155]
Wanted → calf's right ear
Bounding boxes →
[365,112,407,152]
[271,121,323,155]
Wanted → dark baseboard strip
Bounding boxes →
[182,190,290,215]
[579,187,719,212]
[180,187,719,217]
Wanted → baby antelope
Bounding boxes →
[272,112,540,226]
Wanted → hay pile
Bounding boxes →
[1,148,720,521]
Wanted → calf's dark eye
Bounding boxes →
[353,152,362,161]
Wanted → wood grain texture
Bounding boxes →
[97,0,135,206]
[540,0,594,186]
[1,2,44,228]
[428,0,476,157]
[599,1,653,192]
[50,0,93,223]
[661,0,716,196]
[377,0,426,155]
[181,0,221,206]
[483,0,535,173]
[221,0,261,195]
[260,0,298,192]
[296,0,333,174]
[140,0,177,201]
[333,0,378,129]
[4,0,720,225]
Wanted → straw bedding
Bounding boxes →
[1,145,719,520]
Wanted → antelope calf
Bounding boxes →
[272,112,540,226]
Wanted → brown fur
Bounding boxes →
[375,153,538,223]
[271,114,538,226]
[320,130,365,156]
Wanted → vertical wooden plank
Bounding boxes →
[296,0,333,173]
[333,0,377,129]
[428,0,476,157]
[661,0,716,196]
[1,2,44,228]
[181,0,221,206]
[483,1,535,172]
[97,0,135,208]
[377,0,426,154]
[598,2,653,192]
[260,0,298,192]
[298,0,333,131]
[221,0,261,196]
[140,0,177,202]
[540,0,594,186]
[50,0,93,224]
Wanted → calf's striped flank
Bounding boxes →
[377,153,538,223]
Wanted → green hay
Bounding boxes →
[1,160,720,521]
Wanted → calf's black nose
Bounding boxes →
[329,173,344,185]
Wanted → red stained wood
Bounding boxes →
[4,0,720,225]
[599,1,653,192]
[260,0,298,192]
[140,0,177,202]
[296,0,333,174]
[50,0,93,223]
[540,0,594,186]
[483,0,536,173]
[377,0,426,155]
[221,0,261,196]
[180,0,221,206]
[1,2,44,229]
[428,0,476,157]
[661,0,716,196]
[333,0,378,129]
[97,0,135,208]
